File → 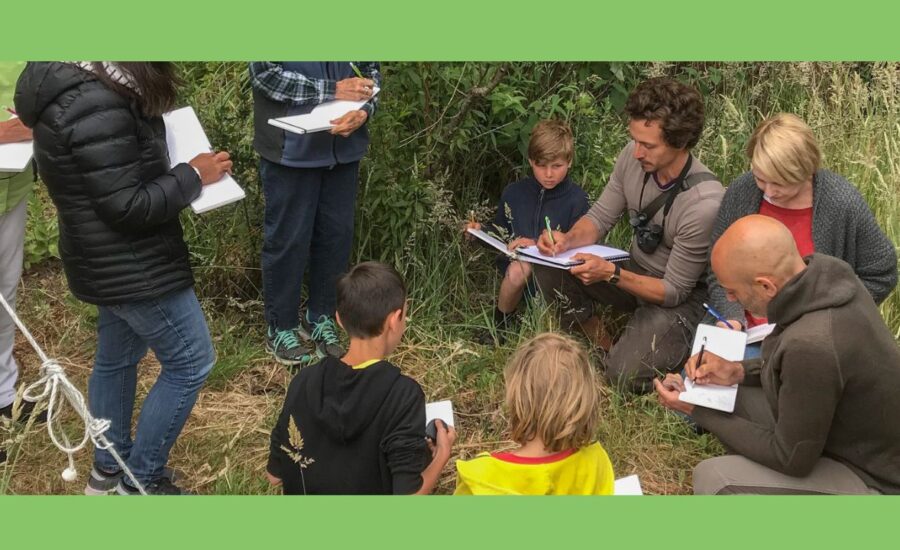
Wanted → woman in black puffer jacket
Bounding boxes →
[15,62,231,495]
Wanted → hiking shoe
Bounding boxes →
[0,399,48,425]
[303,315,345,358]
[266,326,316,367]
[85,465,177,495]
[84,465,125,495]
[116,476,190,496]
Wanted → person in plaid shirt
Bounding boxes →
[250,62,380,366]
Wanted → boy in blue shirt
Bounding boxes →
[466,120,590,344]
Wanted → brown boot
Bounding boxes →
[578,315,614,351]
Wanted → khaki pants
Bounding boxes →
[694,456,879,495]
[693,386,879,495]
[533,261,706,394]
[0,197,27,409]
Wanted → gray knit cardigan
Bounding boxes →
[707,169,898,322]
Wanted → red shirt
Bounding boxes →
[745,199,814,327]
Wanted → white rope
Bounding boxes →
[0,290,147,495]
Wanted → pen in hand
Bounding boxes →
[693,337,707,382]
[349,62,364,79]
[703,302,735,330]
[544,216,556,256]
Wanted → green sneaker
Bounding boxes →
[266,327,316,367]
[303,315,345,358]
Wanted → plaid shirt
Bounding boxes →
[248,62,381,117]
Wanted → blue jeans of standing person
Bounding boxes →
[260,158,360,330]
[88,287,215,484]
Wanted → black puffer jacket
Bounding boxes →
[15,62,201,305]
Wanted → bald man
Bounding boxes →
[655,215,900,494]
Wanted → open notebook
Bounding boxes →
[677,324,748,413]
[466,228,629,270]
[516,243,630,268]
[268,87,381,135]
[163,106,246,214]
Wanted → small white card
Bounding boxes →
[425,400,454,428]
[614,474,644,495]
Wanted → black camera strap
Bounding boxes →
[636,156,715,224]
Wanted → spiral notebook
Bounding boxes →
[268,87,380,135]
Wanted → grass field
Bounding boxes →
[2,62,897,494]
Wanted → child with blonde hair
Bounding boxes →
[454,332,614,495]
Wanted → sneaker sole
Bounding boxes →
[265,342,315,367]
[84,485,116,496]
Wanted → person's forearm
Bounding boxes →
[413,451,450,495]
[564,217,602,249]
[615,268,666,305]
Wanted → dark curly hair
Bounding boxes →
[625,77,705,149]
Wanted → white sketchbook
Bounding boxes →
[163,106,246,214]
[678,324,748,413]
[516,243,630,267]
[0,116,33,172]
[268,87,380,135]
[614,474,644,495]
[425,400,455,427]
[746,322,776,344]
[466,228,629,270]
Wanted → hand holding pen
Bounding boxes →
[703,302,743,331]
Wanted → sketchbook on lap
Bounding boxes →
[163,106,246,214]
[677,324,748,413]
[466,228,630,270]
[268,87,381,135]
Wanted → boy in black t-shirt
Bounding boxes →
[267,261,456,494]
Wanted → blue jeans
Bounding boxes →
[89,287,215,484]
[260,158,359,330]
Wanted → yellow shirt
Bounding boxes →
[453,442,614,495]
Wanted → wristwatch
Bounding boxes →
[608,263,621,285]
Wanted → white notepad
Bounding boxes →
[425,400,455,428]
[268,87,380,135]
[678,324,748,413]
[516,243,630,267]
[746,322,776,344]
[614,475,644,495]
[163,106,246,214]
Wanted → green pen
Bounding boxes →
[544,216,555,246]
[349,62,364,78]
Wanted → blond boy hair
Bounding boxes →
[504,332,599,453]
[746,113,821,186]
[527,119,575,164]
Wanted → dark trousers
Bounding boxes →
[260,158,360,330]
[533,260,706,394]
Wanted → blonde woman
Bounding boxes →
[707,113,896,332]
[454,332,614,495]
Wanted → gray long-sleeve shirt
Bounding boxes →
[585,142,724,307]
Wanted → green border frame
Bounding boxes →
[3,2,899,548]
[5,0,900,60]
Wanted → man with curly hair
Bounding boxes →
[535,77,725,394]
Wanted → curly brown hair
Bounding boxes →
[625,77,705,149]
